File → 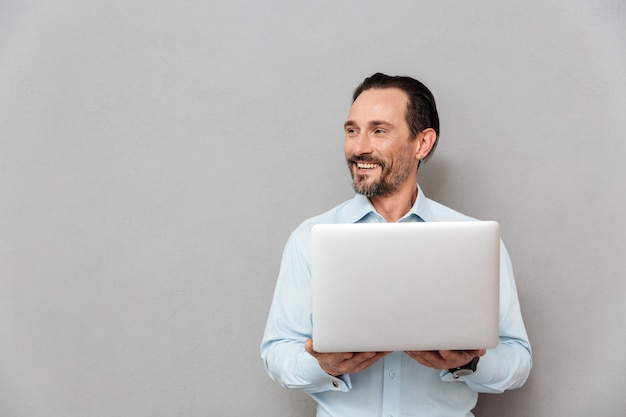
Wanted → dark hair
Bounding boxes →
[352,73,440,148]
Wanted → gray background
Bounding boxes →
[1,1,624,416]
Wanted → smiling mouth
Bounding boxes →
[356,162,380,169]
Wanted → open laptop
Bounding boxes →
[311,221,500,352]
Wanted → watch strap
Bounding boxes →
[448,356,480,379]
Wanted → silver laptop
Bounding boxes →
[311,221,500,352]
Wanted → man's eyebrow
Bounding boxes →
[344,120,393,129]
[369,120,392,127]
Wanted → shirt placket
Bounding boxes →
[381,351,402,417]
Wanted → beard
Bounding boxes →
[347,152,414,198]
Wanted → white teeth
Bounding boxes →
[357,163,378,169]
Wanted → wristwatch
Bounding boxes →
[448,356,480,379]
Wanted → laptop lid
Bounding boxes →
[311,221,500,353]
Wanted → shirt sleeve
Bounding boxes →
[440,241,533,393]
[260,227,351,394]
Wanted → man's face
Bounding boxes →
[344,88,419,197]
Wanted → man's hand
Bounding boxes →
[405,349,486,370]
[305,339,391,376]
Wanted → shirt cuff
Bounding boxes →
[300,351,351,392]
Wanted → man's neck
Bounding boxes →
[368,183,418,223]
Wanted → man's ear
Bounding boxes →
[415,128,438,160]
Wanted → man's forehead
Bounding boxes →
[347,88,408,123]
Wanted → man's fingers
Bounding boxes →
[406,349,489,370]
[350,352,390,373]
[306,339,389,375]
[439,350,454,359]
[304,339,318,357]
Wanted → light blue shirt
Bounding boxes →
[261,188,532,417]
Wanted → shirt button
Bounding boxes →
[388,370,396,379]
[332,381,339,388]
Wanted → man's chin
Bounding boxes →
[353,177,401,198]
[353,181,381,197]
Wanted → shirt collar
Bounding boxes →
[343,185,432,223]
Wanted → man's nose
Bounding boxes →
[352,132,373,155]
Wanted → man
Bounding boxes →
[260,73,532,417]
